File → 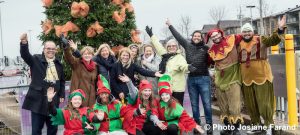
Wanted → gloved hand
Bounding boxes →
[60,34,69,49]
[188,64,197,72]
[145,26,153,37]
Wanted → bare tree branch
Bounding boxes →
[209,6,227,23]
[180,15,192,38]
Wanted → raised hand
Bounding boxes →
[166,18,171,26]
[47,87,56,102]
[278,15,286,30]
[20,33,28,44]
[68,40,77,50]
[145,26,153,37]
[118,74,130,82]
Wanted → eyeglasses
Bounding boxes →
[167,45,177,48]
[44,48,56,51]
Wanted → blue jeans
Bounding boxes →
[187,76,212,124]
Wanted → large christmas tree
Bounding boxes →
[39,0,140,79]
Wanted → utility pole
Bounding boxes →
[259,0,264,35]
[237,6,243,28]
[246,5,255,26]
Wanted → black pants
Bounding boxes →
[136,121,160,135]
[172,92,184,105]
[31,111,58,135]
[161,124,179,135]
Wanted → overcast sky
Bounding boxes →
[1,0,299,58]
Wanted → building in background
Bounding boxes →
[253,5,300,51]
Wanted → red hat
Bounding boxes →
[158,74,172,96]
[69,89,86,100]
[139,80,152,92]
[205,29,224,44]
[97,75,111,95]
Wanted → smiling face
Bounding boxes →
[43,41,57,59]
[167,42,178,53]
[100,93,109,104]
[100,47,110,59]
[82,50,93,62]
[144,46,154,58]
[141,89,152,100]
[241,30,254,41]
[161,93,171,102]
[71,95,83,108]
[210,32,222,44]
[120,51,130,64]
[130,47,138,58]
[192,32,202,44]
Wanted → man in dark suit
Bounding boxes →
[20,33,65,135]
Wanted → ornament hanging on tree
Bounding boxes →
[86,21,104,38]
[42,19,53,35]
[71,1,90,18]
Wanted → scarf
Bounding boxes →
[142,54,154,63]
[45,57,59,83]
[98,55,116,70]
[81,59,96,72]
[159,53,177,74]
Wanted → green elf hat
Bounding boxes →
[158,74,172,96]
[97,75,111,95]
[69,89,86,100]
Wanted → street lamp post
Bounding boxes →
[246,5,256,26]
[0,1,4,66]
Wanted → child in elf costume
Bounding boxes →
[92,75,128,135]
[47,88,99,135]
[118,74,160,135]
[153,74,204,135]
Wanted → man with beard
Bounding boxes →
[206,29,243,135]
[92,75,128,135]
[166,19,213,135]
[238,16,286,134]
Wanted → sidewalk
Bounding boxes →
[211,104,300,135]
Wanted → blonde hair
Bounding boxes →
[95,43,115,56]
[80,46,94,55]
[118,47,133,68]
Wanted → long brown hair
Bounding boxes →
[164,97,179,116]
[65,100,82,119]
[139,91,156,109]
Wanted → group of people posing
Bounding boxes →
[20,15,286,135]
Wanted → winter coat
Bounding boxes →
[20,43,65,116]
[137,54,161,95]
[151,35,189,92]
[64,47,99,107]
[110,62,156,99]
[92,55,117,81]
[169,25,211,77]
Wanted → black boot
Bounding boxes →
[232,120,241,135]
[220,118,232,135]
